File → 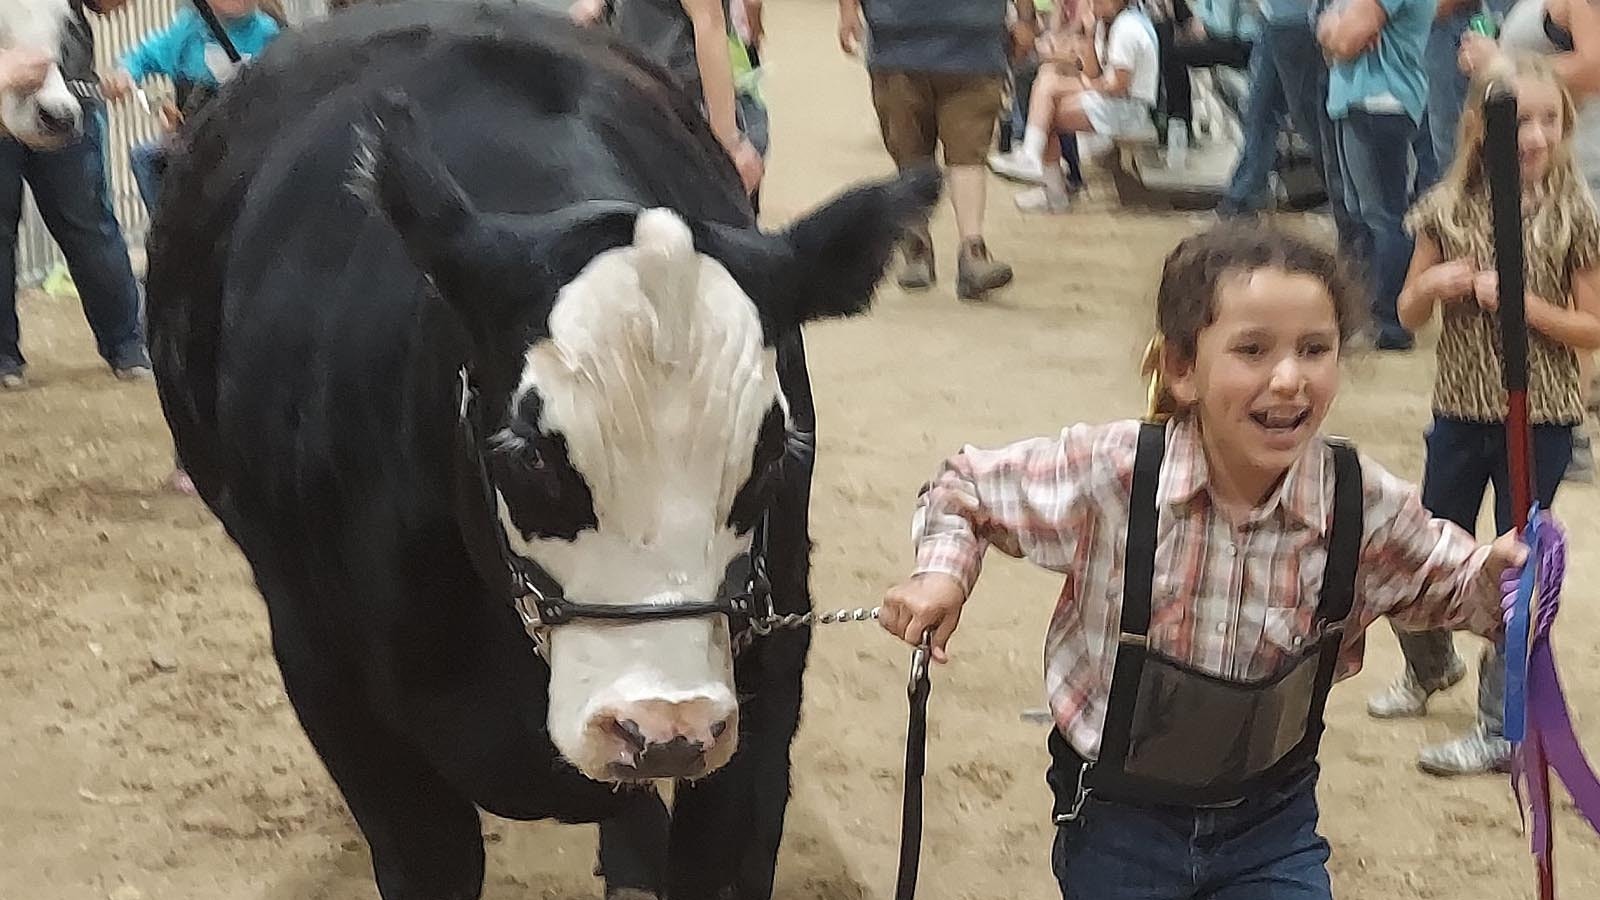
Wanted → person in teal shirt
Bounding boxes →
[106,0,280,101]
[101,0,283,496]
[1318,0,1433,352]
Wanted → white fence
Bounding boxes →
[15,0,327,287]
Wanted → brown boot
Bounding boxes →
[897,225,935,291]
[956,238,1013,300]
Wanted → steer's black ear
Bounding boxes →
[353,90,480,290]
[692,165,942,342]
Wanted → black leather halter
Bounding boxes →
[452,369,775,660]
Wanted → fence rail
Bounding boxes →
[16,0,327,287]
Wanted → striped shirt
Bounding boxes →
[912,417,1502,760]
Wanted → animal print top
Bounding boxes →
[1404,182,1600,425]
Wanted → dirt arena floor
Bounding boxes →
[2,2,1598,897]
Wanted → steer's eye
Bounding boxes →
[515,446,545,472]
[490,429,551,475]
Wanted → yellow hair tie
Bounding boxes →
[1141,334,1172,424]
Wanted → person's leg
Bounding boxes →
[1570,350,1596,482]
[1267,23,1358,252]
[1155,19,1193,132]
[1204,773,1332,900]
[1370,418,1485,719]
[1020,64,1077,165]
[128,139,167,216]
[1420,423,1572,776]
[1411,110,1439,200]
[1219,32,1286,217]
[1059,131,1084,189]
[1052,799,1196,900]
[0,133,28,386]
[935,73,1012,300]
[26,103,147,372]
[1018,88,1096,214]
[869,69,939,289]
[1422,14,1472,192]
[1335,110,1417,349]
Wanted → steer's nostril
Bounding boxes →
[38,108,74,135]
[611,718,647,752]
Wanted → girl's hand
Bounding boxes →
[879,573,967,664]
[838,13,865,56]
[100,68,135,103]
[1459,32,1500,76]
[726,135,763,195]
[1485,529,1531,584]
[1417,259,1478,304]
[1475,271,1500,312]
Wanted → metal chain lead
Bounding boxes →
[731,605,881,656]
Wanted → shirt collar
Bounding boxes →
[1163,417,1328,534]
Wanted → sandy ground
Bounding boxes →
[3,1,1599,898]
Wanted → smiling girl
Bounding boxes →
[1364,55,1600,776]
[877,222,1527,899]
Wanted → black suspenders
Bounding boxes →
[1064,421,1364,810]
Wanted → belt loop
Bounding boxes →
[1053,761,1093,825]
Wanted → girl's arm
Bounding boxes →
[911,423,1101,596]
[680,0,740,151]
[120,17,193,83]
[1397,232,1476,332]
[889,422,1106,661]
[1352,458,1524,641]
[1092,65,1134,95]
[1318,0,1386,62]
[1549,0,1600,99]
[1488,266,1600,350]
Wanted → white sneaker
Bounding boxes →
[988,149,1045,184]
[1014,186,1071,214]
[1366,658,1467,719]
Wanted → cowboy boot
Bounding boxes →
[956,237,1013,301]
[897,223,935,291]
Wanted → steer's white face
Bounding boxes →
[359,89,938,784]
[494,210,782,782]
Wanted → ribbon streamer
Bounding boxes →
[1500,509,1600,862]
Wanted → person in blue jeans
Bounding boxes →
[1318,0,1431,352]
[0,0,149,391]
[1257,0,1359,252]
[1217,10,1285,215]
[1416,0,1514,192]
[102,0,282,213]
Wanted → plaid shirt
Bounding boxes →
[912,417,1502,760]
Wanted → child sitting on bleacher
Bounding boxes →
[1011,0,1160,214]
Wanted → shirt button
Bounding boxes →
[1215,622,1228,634]
[1225,544,1238,556]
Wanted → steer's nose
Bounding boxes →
[594,699,735,780]
[38,106,78,137]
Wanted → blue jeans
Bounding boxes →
[129,139,168,215]
[1419,12,1473,191]
[1335,110,1417,344]
[0,104,145,371]
[1220,31,1285,215]
[1264,22,1358,252]
[1052,770,1332,899]
[1392,417,1574,734]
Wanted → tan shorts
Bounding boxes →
[869,71,1004,168]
